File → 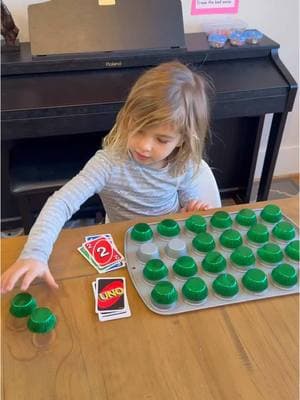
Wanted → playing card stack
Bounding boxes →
[78,234,126,273]
[92,277,131,322]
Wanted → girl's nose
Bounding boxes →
[138,137,152,152]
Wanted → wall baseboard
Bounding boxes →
[254,145,299,179]
[253,173,299,183]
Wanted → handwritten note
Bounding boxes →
[191,0,239,15]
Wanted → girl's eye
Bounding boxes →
[157,138,170,144]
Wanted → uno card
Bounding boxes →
[84,237,124,268]
[80,246,125,273]
[78,245,100,269]
[85,234,111,242]
[96,277,125,313]
[85,234,102,242]
[98,303,131,321]
[92,281,128,316]
[79,233,125,273]
[92,278,131,321]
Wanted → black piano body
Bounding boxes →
[1,32,297,231]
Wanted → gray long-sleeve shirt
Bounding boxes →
[20,149,221,264]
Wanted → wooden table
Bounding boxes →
[1,198,299,400]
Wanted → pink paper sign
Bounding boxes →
[191,0,239,15]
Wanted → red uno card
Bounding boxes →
[96,277,125,312]
[84,237,123,268]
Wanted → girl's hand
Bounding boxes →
[180,200,211,213]
[1,258,58,294]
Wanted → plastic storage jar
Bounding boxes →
[229,30,246,46]
[8,292,37,331]
[208,33,227,48]
[244,29,263,45]
[28,307,57,349]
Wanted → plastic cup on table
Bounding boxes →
[8,292,37,331]
[27,307,57,348]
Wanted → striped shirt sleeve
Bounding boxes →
[19,150,113,264]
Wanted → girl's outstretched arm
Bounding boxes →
[1,150,113,293]
[1,259,58,294]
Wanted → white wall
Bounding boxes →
[4,0,299,176]
[181,0,299,177]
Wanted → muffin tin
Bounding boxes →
[125,205,299,315]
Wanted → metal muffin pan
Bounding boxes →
[125,209,299,315]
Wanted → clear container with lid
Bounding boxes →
[8,292,37,331]
[202,18,247,37]
[244,29,263,45]
[27,307,57,349]
[208,33,227,49]
[229,30,246,46]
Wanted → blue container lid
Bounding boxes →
[208,33,227,44]
[229,30,246,40]
[244,29,263,40]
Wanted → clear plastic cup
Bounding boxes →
[27,307,57,349]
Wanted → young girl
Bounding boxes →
[1,61,221,294]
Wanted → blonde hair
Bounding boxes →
[103,60,212,176]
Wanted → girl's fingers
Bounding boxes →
[187,200,197,211]
[2,266,28,293]
[200,203,209,210]
[180,201,212,213]
[195,202,210,211]
[20,269,40,291]
[44,270,59,290]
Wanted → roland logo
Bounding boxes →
[105,61,123,67]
